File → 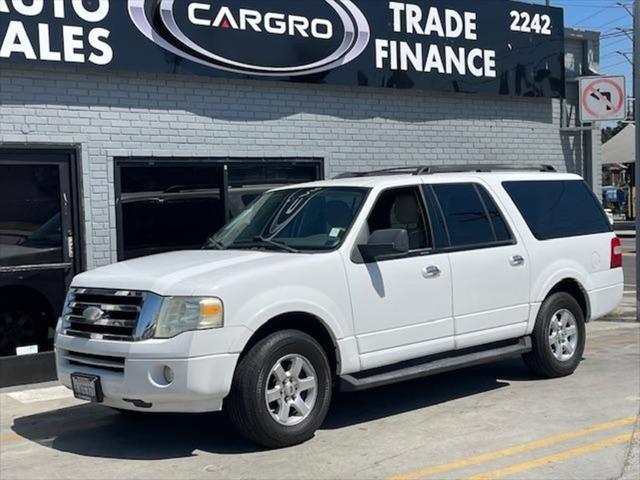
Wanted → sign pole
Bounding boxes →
[634,0,639,315]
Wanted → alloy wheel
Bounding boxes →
[265,354,318,426]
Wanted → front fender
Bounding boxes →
[228,285,349,352]
[226,286,360,375]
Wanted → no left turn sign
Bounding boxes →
[579,76,626,122]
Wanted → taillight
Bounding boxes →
[611,237,622,269]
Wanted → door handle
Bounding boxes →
[510,255,525,266]
[67,233,75,259]
[422,265,441,279]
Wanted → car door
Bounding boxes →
[428,182,530,349]
[344,186,454,370]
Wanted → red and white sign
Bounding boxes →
[579,76,626,122]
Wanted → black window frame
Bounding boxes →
[351,185,435,264]
[426,182,517,253]
[502,179,613,241]
[0,147,85,274]
[114,157,324,261]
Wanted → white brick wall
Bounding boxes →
[1,65,575,268]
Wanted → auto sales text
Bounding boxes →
[0,0,113,65]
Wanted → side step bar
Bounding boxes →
[340,337,532,392]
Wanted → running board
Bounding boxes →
[340,337,532,392]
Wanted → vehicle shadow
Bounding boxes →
[324,357,532,430]
[11,358,534,459]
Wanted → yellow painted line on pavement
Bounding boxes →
[622,253,635,257]
[467,433,633,480]
[0,419,112,446]
[0,432,21,444]
[387,416,636,480]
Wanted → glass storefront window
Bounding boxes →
[0,165,63,267]
[117,159,322,260]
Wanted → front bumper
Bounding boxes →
[55,330,243,413]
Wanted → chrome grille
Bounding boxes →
[63,288,145,341]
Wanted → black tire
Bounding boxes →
[226,330,332,448]
[0,299,48,357]
[524,292,586,378]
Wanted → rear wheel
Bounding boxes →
[226,330,332,448]
[524,292,585,378]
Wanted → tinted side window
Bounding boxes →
[477,186,512,242]
[432,184,494,247]
[367,187,430,250]
[503,180,611,240]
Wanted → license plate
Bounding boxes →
[71,373,103,403]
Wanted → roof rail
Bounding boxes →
[334,164,556,179]
[417,164,557,175]
[333,167,421,179]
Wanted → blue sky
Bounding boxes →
[531,0,634,97]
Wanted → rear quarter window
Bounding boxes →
[503,180,611,240]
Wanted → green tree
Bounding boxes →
[601,121,626,144]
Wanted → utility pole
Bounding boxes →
[634,0,639,315]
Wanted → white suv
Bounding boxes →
[55,166,624,448]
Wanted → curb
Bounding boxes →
[620,417,640,480]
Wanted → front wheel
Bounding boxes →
[226,330,332,448]
[524,292,586,378]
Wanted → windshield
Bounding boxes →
[207,187,368,252]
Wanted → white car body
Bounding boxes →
[55,171,624,413]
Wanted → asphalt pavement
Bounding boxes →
[1,321,639,480]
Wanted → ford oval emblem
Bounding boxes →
[128,0,370,76]
[83,306,104,323]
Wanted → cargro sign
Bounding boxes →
[0,0,566,98]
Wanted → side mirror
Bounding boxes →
[358,229,409,260]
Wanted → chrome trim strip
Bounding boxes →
[69,301,141,313]
[63,329,133,341]
[134,293,163,341]
[0,263,72,273]
[71,287,144,298]
[65,315,137,328]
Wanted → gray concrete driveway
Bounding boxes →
[1,322,638,480]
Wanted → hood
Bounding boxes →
[72,250,302,296]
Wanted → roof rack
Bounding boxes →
[333,167,422,179]
[334,164,556,179]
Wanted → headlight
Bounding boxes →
[154,297,224,339]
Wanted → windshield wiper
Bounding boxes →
[203,239,225,250]
[253,236,300,253]
[228,237,299,253]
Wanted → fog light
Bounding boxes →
[163,366,175,384]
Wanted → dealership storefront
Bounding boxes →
[0,0,600,386]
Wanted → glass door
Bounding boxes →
[0,151,78,359]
